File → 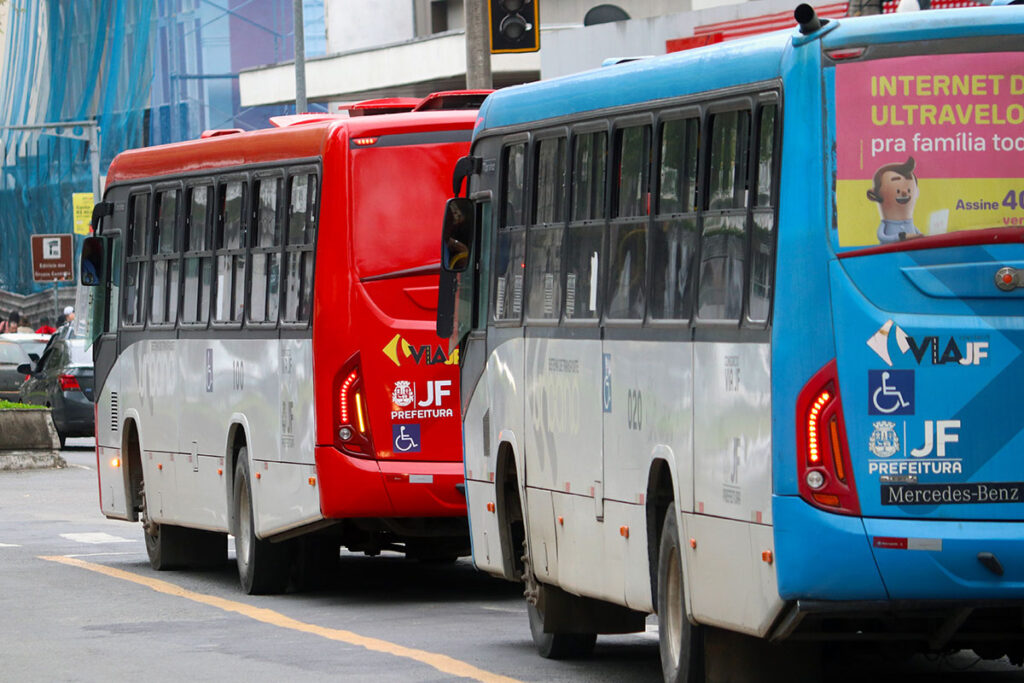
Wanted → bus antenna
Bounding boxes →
[795,4,828,35]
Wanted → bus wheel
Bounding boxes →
[657,511,702,683]
[140,481,178,570]
[233,451,291,594]
[523,529,596,659]
[526,584,598,659]
[141,481,225,570]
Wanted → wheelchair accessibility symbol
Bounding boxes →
[868,369,914,416]
[392,424,421,453]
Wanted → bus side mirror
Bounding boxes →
[90,201,113,230]
[441,198,474,274]
[80,236,105,286]
[437,198,474,339]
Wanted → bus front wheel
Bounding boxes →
[233,451,291,594]
[657,511,703,683]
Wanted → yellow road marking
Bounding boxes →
[41,555,522,683]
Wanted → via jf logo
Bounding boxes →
[866,320,988,367]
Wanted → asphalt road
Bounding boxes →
[0,440,1020,682]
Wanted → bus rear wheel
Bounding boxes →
[141,481,226,570]
[657,511,702,683]
[526,585,598,659]
[233,451,291,594]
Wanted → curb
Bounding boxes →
[0,409,68,471]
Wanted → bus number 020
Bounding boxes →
[627,389,642,431]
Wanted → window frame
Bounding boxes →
[524,128,569,326]
[211,173,250,329]
[695,97,754,328]
[148,182,183,329]
[247,170,286,329]
[648,106,703,328]
[281,166,320,329]
[122,187,153,329]
[561,121,610,328]
[604,113,654,326]
[180,180,215,329]
[492,134,530,327]
[744,94,781,328]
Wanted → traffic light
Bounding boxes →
[488,0,539,54]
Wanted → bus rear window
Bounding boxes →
[833,51,1024,250]
[351,143,467,279]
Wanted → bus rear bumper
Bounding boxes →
[773,495,887,601]
[774,495,1024,601]
[863,517,1024,600]
[314,446,465,519]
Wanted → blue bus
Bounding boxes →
[438,4,1024,680]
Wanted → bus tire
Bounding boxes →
[527,584,598,659]
[657,511,702,683]
[233,451,291,594]
[145,523,226,571]
[140,480,184,570]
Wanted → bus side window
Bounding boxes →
[214,180,247,324]
[284,172,317,324]
[150,188,180,326]
[494,143,526,322]
[526,136,566,321]
[123,192,150,327]
[748,103,778,325]
[182,184,213,325]
[698,109,751,322]
[249,175,282,325]
[651,116,699,321]
[565,130,607,320]
[607,124,650,320]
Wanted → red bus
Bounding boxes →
[81,91,485,593]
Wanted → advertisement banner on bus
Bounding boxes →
[834,52,1024,247]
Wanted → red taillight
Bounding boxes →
[334,354,374,457]
[796,359,860,516]
[58,374,81,391]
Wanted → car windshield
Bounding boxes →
[0,341,25,364]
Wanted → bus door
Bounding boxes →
[830,47,1024,598]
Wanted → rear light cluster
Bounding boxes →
[796,359,860,515]
[334,354,374,457]
[58,374,81,391]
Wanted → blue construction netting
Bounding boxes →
[0,0,326,294]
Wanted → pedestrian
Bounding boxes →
[0,311,11,333]
[62,306,75,326]
[35,317,57,335]
[2,311,22,333]
[16,313,33,333]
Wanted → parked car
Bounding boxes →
[18,328,94,446]
[0,333,50,402]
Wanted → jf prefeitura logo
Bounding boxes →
[834,52,1024,247]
